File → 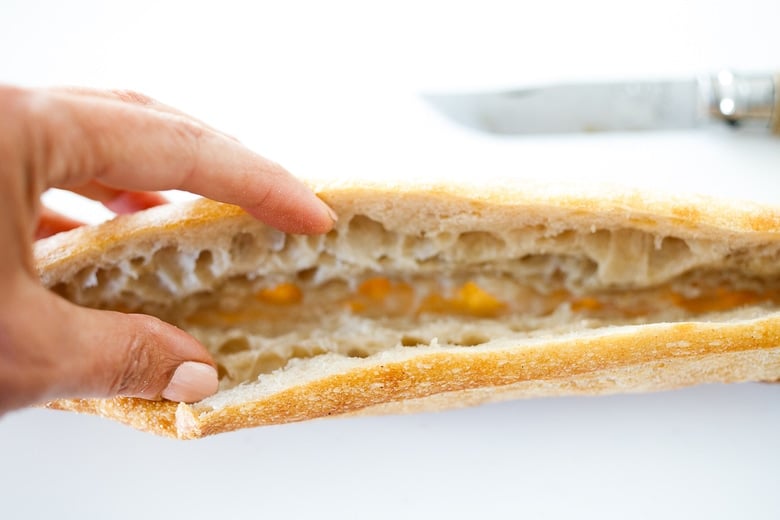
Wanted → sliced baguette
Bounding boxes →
[35,180,780,438]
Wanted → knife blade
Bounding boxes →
[423,71,779,135]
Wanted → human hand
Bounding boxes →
[0,86,337,415]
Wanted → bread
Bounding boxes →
[35,180,780,438]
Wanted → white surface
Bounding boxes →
[1,1,780,518]
[3,384,780,519]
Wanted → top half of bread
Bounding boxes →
[36,178,780,301]
[33,179,780,438]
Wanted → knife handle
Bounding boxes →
[707,71,778,134]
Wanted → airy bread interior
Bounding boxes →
[38,189,780,415]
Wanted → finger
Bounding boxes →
[45,87,239,142]
[69,182,168,214]
[2,284,218,408]
[22,89,337,234]
[35,206,84,239]
[64,306,219,402]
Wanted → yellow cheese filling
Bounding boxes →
[183,276,780,328]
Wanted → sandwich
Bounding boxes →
[35,180,780,439]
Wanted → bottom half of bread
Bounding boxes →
[47,312,780,439]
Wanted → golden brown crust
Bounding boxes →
[45,398,179,437]
[35,198,246,281]
[313,180,780,234]
[347,348,780,418]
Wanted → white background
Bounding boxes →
[1,1,779,518]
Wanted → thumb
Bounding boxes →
[1,283,218,411]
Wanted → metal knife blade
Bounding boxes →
[423,71,778,135]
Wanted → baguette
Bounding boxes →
[35,180,780,438]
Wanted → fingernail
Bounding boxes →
[161,362,219,403]
[105,192,134,214]
[321,200,338,223]
[107,191,167,214]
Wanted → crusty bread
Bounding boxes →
[35,180,780,438]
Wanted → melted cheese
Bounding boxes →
[665,288,778,314]
[255,283,302,305]
[418,281,506,318]
[183,277,780,328]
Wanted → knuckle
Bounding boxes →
[169,117,206,187]
[249,180,274,212]
[173,116,206,143]
[110,89,157,107]
[0,89,48,189]
[111,315,161,397]
[13,88,91,189]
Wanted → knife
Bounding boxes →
[423,71,779,135]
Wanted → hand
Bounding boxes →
[0,85,337,415]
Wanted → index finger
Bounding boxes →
[19,88,336,234]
